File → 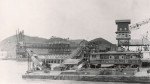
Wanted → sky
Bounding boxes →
[1,0,150,44]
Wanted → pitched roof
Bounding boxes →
[38,55,70,59]
[64,59,80,64]
[69,39,85,44]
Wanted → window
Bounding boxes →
[119,55,124,59]
[92,55,96,58]
[109,55,114,59]
[54,60,56,63]
[125,34,128,37]
[100,55,104,59]
[130,56,133,59]
[58,60,60,63]
[120,28,122,31]
[130,56,135,59]
[124,28,127,31]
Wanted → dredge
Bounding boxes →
[22,19,150,83]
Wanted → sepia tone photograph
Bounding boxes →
[1,0,150,84]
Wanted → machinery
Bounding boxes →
[129,18,150,31]
[116,18,150,51]
[26,49,44,72]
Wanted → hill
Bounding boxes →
[0,35,48,57]
[0,35,87,58]
[0,35,115,58]
[89,38,113,45]
[88,38,117,51]
[48,36,88,47]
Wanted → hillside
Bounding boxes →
[88,38,117,51]
[89,38,113,45]
[0,35,115,58]
[0,35,48,57]
[0,35,87,58]
[48,37,87,47]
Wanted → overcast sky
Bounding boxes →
[1,0,150,43]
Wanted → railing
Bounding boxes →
[90,59,141,64]
[60,46,84,66]
[70,46,84,59]
[116,35,131,39]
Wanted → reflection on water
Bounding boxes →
[0,60,142,84]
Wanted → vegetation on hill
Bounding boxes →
[89,38,114,45]
[88,38,117,51]
[0,35,116,58]
[0,35,48,57]
[0,35,86,57]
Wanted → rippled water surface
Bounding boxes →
[0,60,144,84]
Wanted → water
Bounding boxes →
[0,60,143,84]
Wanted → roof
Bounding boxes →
[116,19,131,23]
[64,59,80,65]
[70,39,85,44]
[101,64,114,67]
[38,55,70,59]
[28,49,49,55]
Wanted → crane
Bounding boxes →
[129,18,150,31]
[129,18,150,51]
[116,18,150,51]
[129,18,150,43]
[26,49,43,71]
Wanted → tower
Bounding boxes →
[16,30,26,59]
[115,20,131,51]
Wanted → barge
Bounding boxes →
[22,19,150,83]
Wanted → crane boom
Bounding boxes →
[26,49,43,70]
[129,18,150,31]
